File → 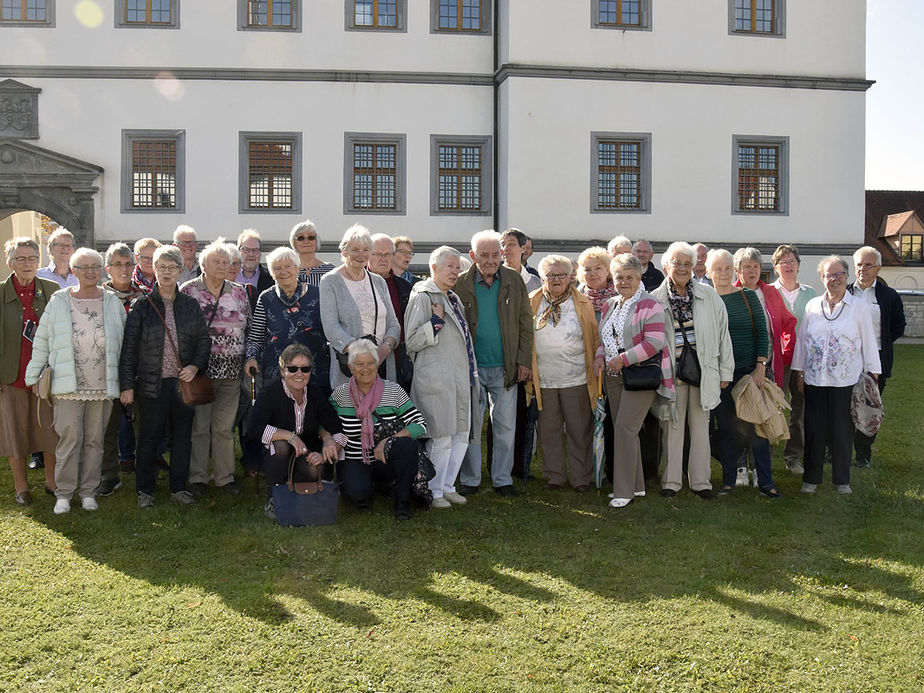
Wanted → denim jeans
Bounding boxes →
[460,366,517,488]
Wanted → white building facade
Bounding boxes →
[0,0,870,268]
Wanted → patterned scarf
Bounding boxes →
[667,278,694,325]
[581,282,617,315]
[132,264,155,291]
[349,375,385,465]
[447,291,477,387]
[535,288,571,330]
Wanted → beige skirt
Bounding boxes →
[0,384,59,458]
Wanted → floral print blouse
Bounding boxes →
[181,278,251,380]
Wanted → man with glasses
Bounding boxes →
[391,236,420,285]
[36,228,78,288]
[368,233,414,391]
[236,229,274,311]
[847,246,906,469]
[173,224,201,286]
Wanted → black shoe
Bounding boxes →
[394,502,413,521]
[758,486,784,500]
[458,484,479,496]
[660,489,677,498]
[189,482,208,498]
[494,485,519,497]
[15,491,32,506]
[28,452,44,470]
[120,459,135,473]
[44,484,55,496]
[355,498,373,511]
[854,457,871,469]
[220,481,242,496]
[96,478,122,497]
[694,489,714,500]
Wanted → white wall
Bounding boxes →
[498,77,866,245]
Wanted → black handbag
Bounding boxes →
[676,322,701,386]
[621,353,662,391]
[271,453,339,526]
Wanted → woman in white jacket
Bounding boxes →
[404,246,478,509]
[25,248,126,515]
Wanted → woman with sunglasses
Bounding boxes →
[25,248,126,514]
[247,343,343,521]
[289,219,334,288]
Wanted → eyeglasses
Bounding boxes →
[295,234,317,242]
[776,259,798,267]
[856,262,879,270]
[176,240,197,247]
[107,261,134,270]
[823,272,846,280]
[395,249,413,257]
[13,256,39,264]
[670,261,694,269]
[139,255,154,263]
[545,273,569,281]
[284,365,312,373]
[240,247,261,254]
[73,264,102,272]
[155,263,180,272]
[371,251,394,259]
[51,243,74,250]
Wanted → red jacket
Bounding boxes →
[733,279,796,387]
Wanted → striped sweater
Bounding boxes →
[329,380,427,464]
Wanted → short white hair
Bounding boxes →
[339,224,373,252]
[347,338,379,366]
[607,235,632,255]
[470,229,501,252]
[69,247,103,270]
[290,219,320,250]
[238,228,261,249]
[661,242,696,272]
[853,245,882,266]
[266,247,299,277]
[704,248,733,272]
[537,254,573,277]
[225,243,242,264]
[173,224,196,242]
[370,233,395,252]
[429,245,461,269]
[47,228,75,249]
[199,237,231,270]
[733,247,763,270]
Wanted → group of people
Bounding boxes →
[0,221,905,521]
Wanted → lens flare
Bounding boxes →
[74,1,104,28]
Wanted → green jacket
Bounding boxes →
[454,265,533,388]
[0,276,59,385]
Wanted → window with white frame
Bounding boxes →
[344,133,406,215]
[121,129,185,213]
[591,132,651,213]
[733,135,789,214]
[239,132,301,213]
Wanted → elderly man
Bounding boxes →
[607,235,632,258]
[847,246,906,468]
[692,243,712,285]
[173,224,201,285]
[391,235,420,285]
[368,233,414,391]
[633,239,664,291]
[36,228,78,288]
[455,230,533,496]
[236,229,274,310]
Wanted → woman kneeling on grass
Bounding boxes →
[247,343,344,521]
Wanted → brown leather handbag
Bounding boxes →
[147,294,215,407]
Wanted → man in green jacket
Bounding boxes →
[454,230,533,496]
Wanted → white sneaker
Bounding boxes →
[53,498,71,515]
[431,496,452,509]
[801,482,817,494]
[609,497,632,508]
[835,484,853,495]
[443,491,467,505]
[81,496,99,511]
[750,469,759,487]
[785,460,804,475]
[634,490,646,497]
[735,467,749,487]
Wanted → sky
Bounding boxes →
[865,0,924,190]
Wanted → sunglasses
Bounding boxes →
[295,234,317,242]
[284,365,312,373]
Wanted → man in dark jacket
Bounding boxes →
[454,230,533,497]
[633,239,665,291]
[236,229,274,311]
[368,233,413,391]
[847,246,906,468]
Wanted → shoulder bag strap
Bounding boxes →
[739,288,758,341]
[146,295,184,368]
[205,281,226,330]
[367,270,379,339]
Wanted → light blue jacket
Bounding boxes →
[25,288,127,398]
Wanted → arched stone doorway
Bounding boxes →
[0,139,102,247]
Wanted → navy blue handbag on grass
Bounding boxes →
[272,453,339,526]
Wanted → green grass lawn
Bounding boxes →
[2,345,923,692]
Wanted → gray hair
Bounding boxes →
[153,245,183,268]
[733,247,763,270]
[69,247,104,270]
[537,254,573,277]
[225,243,242,265]
[370,233,396,252]
[237,228,261,249]
[290,219,320,250]
[172,224,196,242]
[278,343,314,370]
[818,255,849,275]
[347,338,379,366]
[429,245,461,269]
[104,242,134,266]
[339,224,373,252]
[47,227,75,249]
[266,247,299,277]
[661,241,696,271]
[199,237,231,270]
[705,248,734,272]
[632,239,652,253]
[5,237,39,264]
[470,229,501,252]
[853,245,882,266]
[610,252,643,277]
[607,235,632,256]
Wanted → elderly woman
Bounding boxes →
[792,256,880,495]
[290,219,335,288]
[577,246,616,321]
[245,247,328,391]
[330,339,427,520]
[132,237,161,292]
[404,246,477,508]
[652,242,734,499]
[25,248,126,514]
[592,254,671,507]
[733,247,796,389]
[706,249,780,498]
[226,243,242,281]
[526,255,600,492]
[181,238,252,497]
[320,224,400,390]
[36,227,78,288]
[0,238,59,505]
[119,245,210,508]
[246,344,343,520]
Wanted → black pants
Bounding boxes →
[639,412,661,482]
[338,437,417,510]
[136,378,194,495]
[854,376,887,463]
[803,384,854,486]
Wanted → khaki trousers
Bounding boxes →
[662,382,712,492]
[189,378,240,487]
[605,374,656,499]
[538,384,594,488]
[53,398,112,500]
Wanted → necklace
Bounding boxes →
[822,296,846,321]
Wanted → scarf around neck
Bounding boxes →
[349,375,385,465]
[582,282,617,315]
[536,288,571,330]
